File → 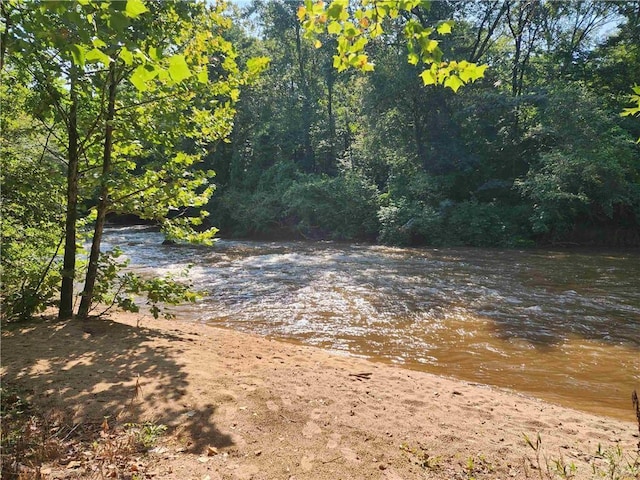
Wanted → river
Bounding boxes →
[102,226,640,421]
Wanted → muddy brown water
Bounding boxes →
[103,227,640,421]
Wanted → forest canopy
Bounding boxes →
[207,0,640,248]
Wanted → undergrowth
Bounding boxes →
[523,432,640,480]
[0,384,167,479]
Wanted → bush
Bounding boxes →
[377,196,532,247]
[377,197,441,245]
[283,172,380,240]
[212,161,299,238]
[444,201,533,247]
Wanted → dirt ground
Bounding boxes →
[1,312,638,479]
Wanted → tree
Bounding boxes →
[2,0,268,319]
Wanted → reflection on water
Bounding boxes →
[103,226,640,420]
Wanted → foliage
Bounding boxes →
[622,84,640,142]
[298,0,487,91]
[4,0,640,326]
[89,248,198,320]
[516,86,640,238]
[283,171,380,240]
[445,201,533,248]
[621,84,640,118]
[124,422,168,451]
[523,433,640,480]
[2,0,268,319]
[0,78,65,321]
[377,197,531,247]
[214,161,300,238]
[215,1,640,248]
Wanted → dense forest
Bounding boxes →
[206,0,640,248]
[1,0,640,321]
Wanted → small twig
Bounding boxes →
[348,372,372,381]
[128,376,142,408]
[279,413,296,423]
[58,423,81,443]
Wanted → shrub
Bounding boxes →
[283,172,380,240]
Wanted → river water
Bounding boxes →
[102,226,640,421]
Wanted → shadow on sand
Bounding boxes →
[1,315,233,455]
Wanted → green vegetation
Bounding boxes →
[398,434,640,479]
[208,0,640,248]
[2,0,639,320]
[1,0,265,320]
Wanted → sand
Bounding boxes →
[1,312,638,479]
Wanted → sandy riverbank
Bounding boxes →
[1,312,638,479]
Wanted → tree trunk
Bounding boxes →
[326,64,336,174]
[294,19,315,173]
[78,64,117,319]
[0,1,9,72]
[59,68,80,319]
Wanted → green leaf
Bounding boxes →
[352,37,367,53]
[327,1,345,19]
[197,68,208,84]
[69,44,86,67]
[86,48,111,65]
[92,37,107,49]
[444,74,464,92]
[467,64,487,82]
[246,56,270,75]
[437,21,453,35]
[327,21,342,35]
[125,0,148,18]
[119,46,133,66]
[420,69,436,85]
[168,55,191,82]
[109,12,130,32]
[621,107,640,117]
[130,64,153,91]
[423,39,439,53]
[148,46,159,61]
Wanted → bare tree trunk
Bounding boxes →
[78,64,117,319]
[59,68,80,319]
[294,18,315,173]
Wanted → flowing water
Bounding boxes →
[102,226,640,421]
